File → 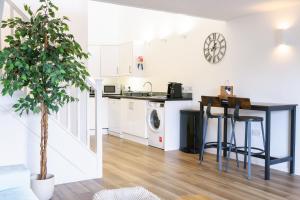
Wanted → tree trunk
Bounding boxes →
[40,32,49,180]
[39,103,48,180]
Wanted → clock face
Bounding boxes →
[204,33,226,64]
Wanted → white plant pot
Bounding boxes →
[31,174,55,200]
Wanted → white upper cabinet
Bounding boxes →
[119,42,133,76]
[88,45,101,78]
[100,45,119,77]
[119,42,146,77]
[88,42,145,78]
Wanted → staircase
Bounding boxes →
[0,0,102,184]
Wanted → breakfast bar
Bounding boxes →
[199,100,297,180]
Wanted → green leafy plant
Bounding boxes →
[0,0,89,180]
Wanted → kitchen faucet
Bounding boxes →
[143,81,153,96]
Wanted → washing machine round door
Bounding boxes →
[149,109,161,132]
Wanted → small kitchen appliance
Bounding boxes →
[167,82,182,99]
[103,85,121,95]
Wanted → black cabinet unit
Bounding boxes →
[180,110,200,154]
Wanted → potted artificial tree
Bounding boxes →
[0,0,89,199]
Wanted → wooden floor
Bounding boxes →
[53,135,300,200]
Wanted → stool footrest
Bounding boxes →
[235,146,265,156]
[203,143,265,156]
[204,142,236,150]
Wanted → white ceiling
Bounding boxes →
[93,0,300,21]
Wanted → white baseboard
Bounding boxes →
[102,129,108,135]
[108,131,122,138]
[121,133,149,146]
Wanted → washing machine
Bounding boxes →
[147,102,165,149]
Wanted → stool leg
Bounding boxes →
[200,117,209,163]
[244,121,248,169]
[232,119,240,168]
[226,118,235,171]
[247,122,252,179]
[216,123,220,163]
[260,121,266,151]
[217,117,222,172]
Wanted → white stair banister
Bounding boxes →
[95,79,102,176]
[0,0,103,181]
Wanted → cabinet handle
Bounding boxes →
[117,66,119,74]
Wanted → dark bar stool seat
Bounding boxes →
[235,116,263,122]
[226,97,265,179]
[200,96,239,172]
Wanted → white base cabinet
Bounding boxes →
[121,99,147,138]
[108,98,122,134]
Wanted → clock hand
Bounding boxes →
[210,42,218,52]
[210,45,220,51]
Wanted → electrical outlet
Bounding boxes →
[183,86,192,93]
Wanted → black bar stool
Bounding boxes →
[200,96,239,172]
[226,97,265,179]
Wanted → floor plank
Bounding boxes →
[54,135,300,200]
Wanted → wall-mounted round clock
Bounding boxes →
[203,33,226,64]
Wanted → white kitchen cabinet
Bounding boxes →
[108,98,122,134]
[88,45,119,78]
[119,42,146,77]
[88,46,101,78]
[121,99,147,138]
[100,45,119,77]
[88,42,145,78]
[119,42,133,76]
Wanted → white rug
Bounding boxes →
[93,186,160,200]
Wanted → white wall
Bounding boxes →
[88,0,119,45]
[226,6,300,174]
[89,2,300,175]
[0,95,28,166]
[11,0,88,50]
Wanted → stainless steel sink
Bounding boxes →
[122,92,166,98]
[149,96,166,99]
[123,92,151,97]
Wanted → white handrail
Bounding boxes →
[86,76,97,89]
[4,0,28,20]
